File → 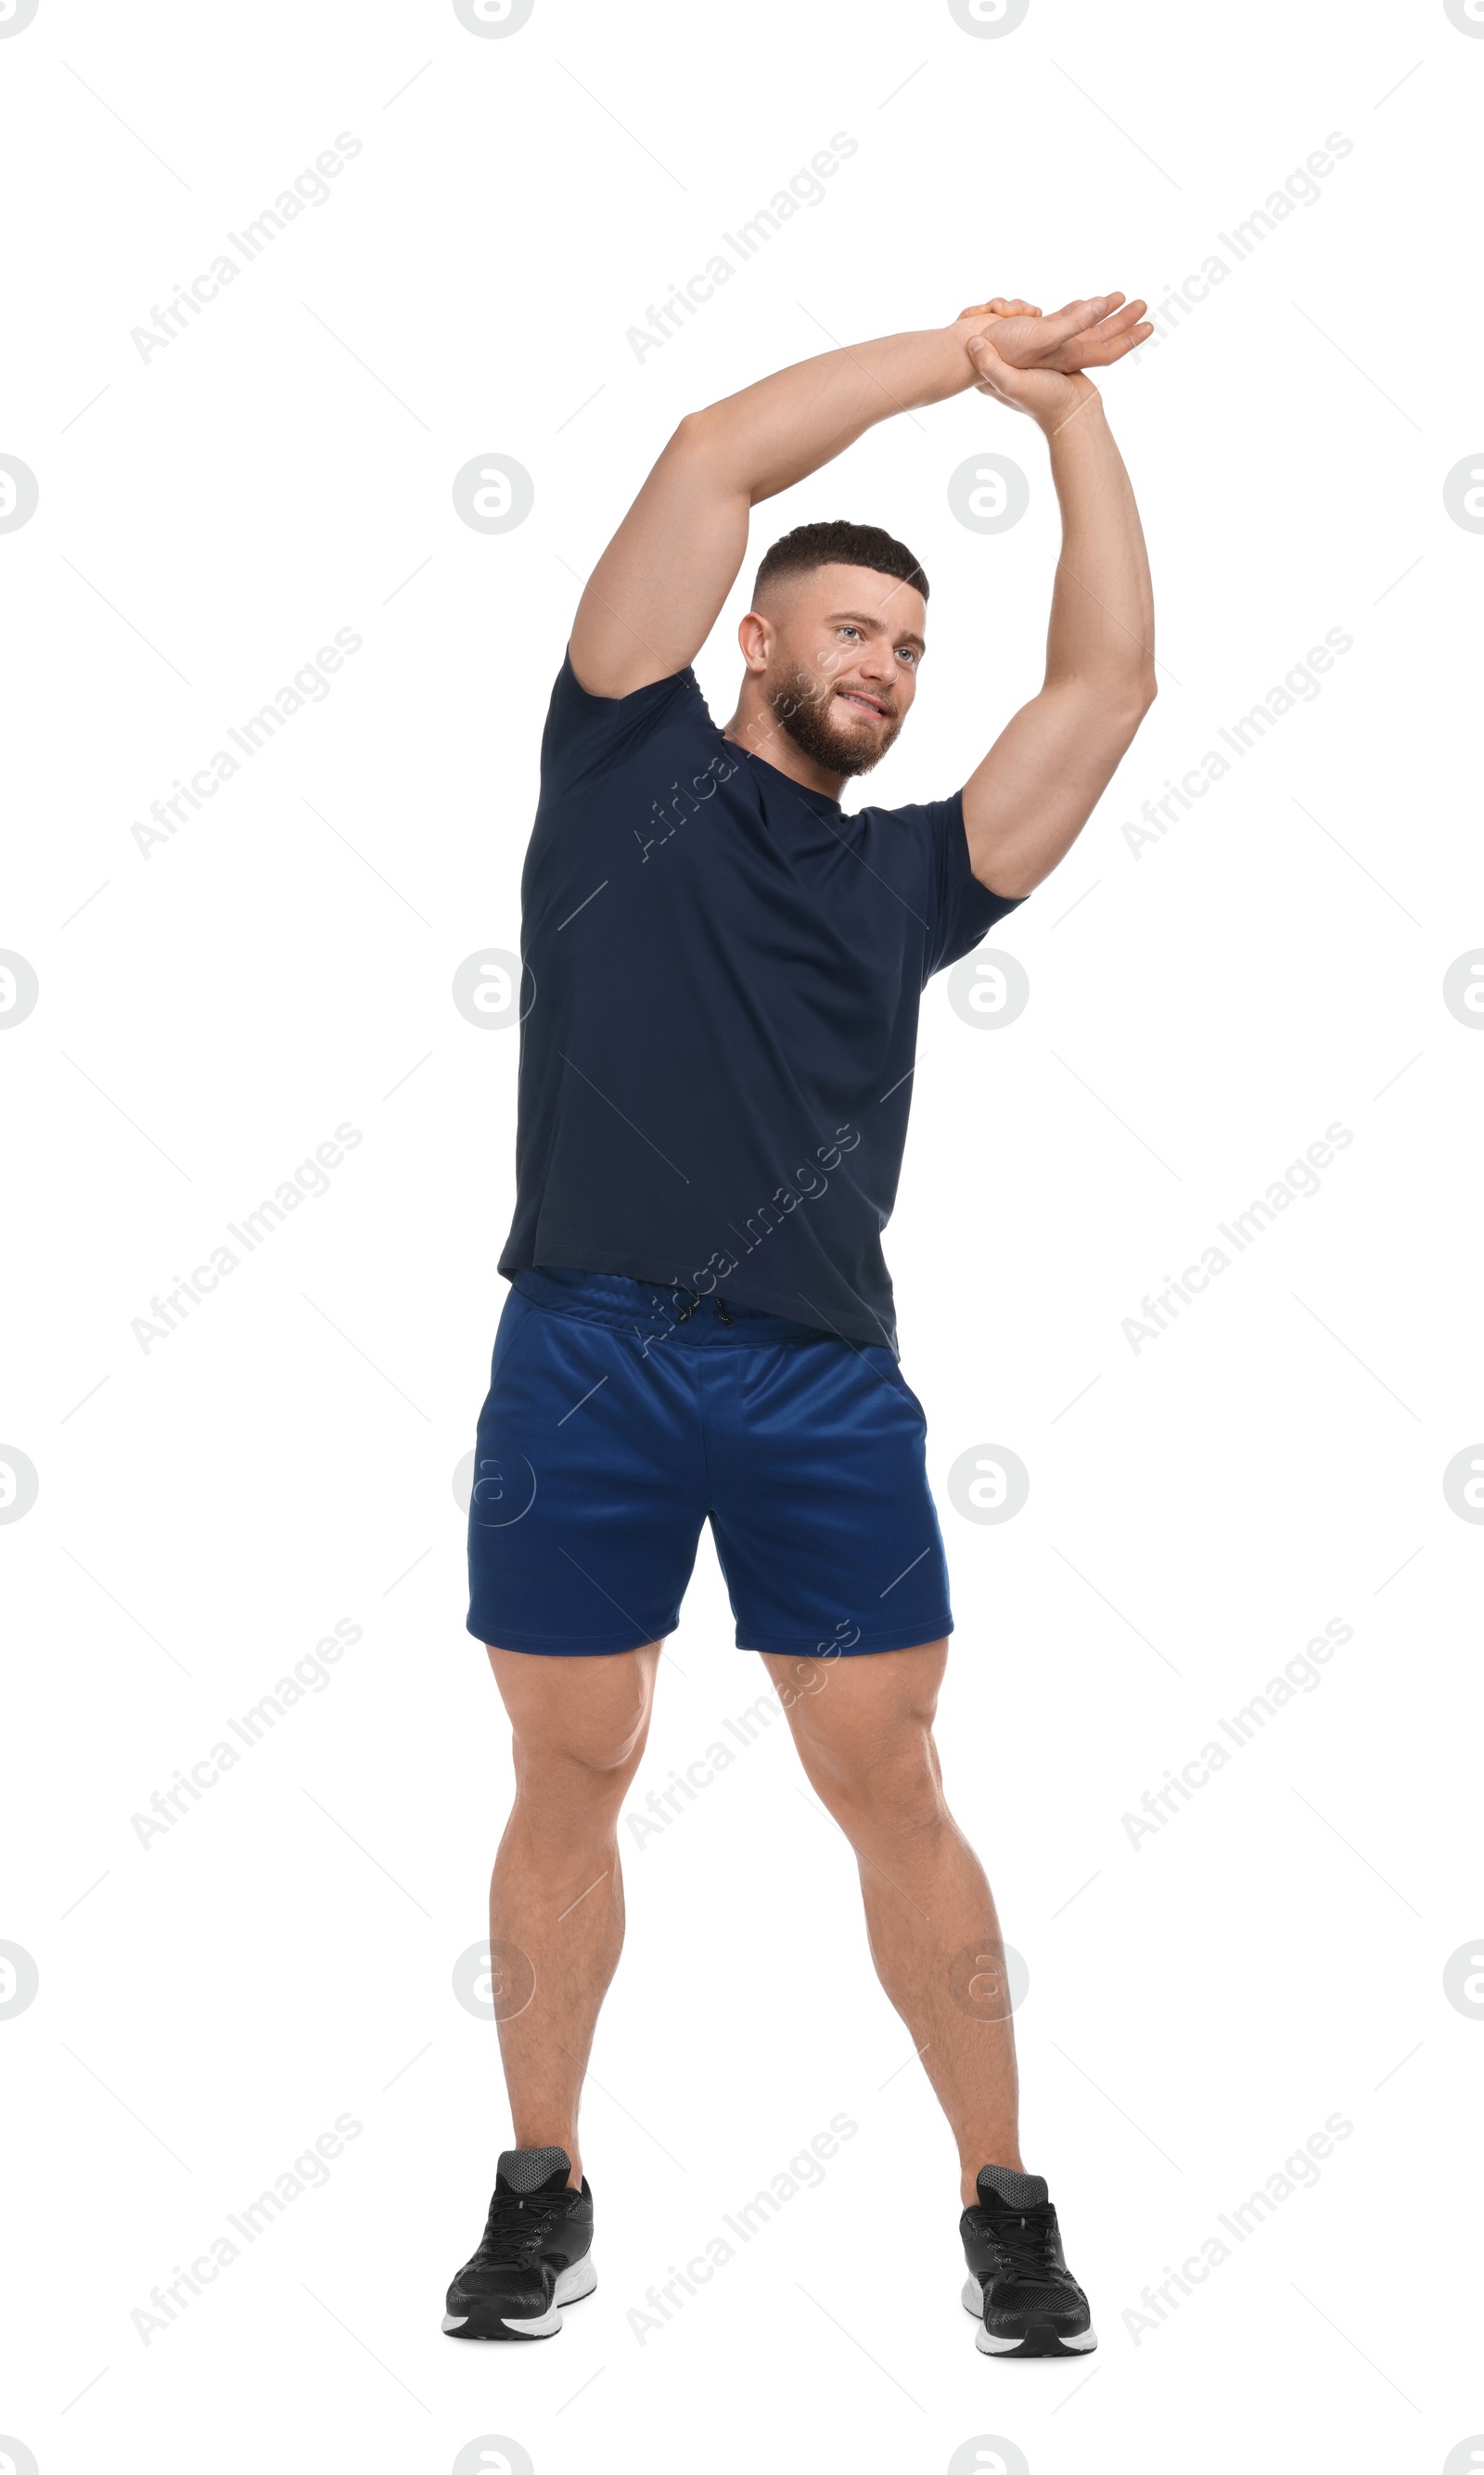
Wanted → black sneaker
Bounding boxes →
[442,2146,596,2340]
[960,2164,1097,2357]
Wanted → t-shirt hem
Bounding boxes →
[496,1249,899,1356]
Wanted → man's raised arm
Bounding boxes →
[568,294,1150,701]
[954,300,1158,899]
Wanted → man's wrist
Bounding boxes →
[940,319,990,398]
[1038,378,1106,442]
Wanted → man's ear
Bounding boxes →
[736,609,772,673]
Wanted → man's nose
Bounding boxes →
[855,640,898,684]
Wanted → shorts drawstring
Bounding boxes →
[674,1289,735,1327]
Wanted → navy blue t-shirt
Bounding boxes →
[497,656,1023,1354]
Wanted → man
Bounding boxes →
[445,291,1156,2357]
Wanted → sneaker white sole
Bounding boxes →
[442,2252,597,2339]
[961,2273,1097,2355]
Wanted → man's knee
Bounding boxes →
[491,1643,659,1783]
[515,1720,649,1802]
[806,1733,945,1842]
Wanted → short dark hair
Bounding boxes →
[753,519,928,606]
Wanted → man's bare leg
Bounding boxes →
[484,1640,663,2189]
[760,1639,1020,2206]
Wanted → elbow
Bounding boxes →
[662,405,737,486]
[1057,665,1158,741]
[667,403,758,507]
[1108,667,1158,747]
[670,406,721,461]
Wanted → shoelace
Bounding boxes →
[975,2203,1060,2282]
[473,2188,567,2263]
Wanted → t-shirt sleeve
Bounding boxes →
[539,650,705,802]
[924,789,1025,980]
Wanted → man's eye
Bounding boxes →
[897,648,917,666]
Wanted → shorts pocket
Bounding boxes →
[486,1286,537,1395]
[875,1349,928,1427]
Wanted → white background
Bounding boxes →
[3,2,1481,2470]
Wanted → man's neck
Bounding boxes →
[722,702,845,802]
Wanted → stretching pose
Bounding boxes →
[446,291,1155,2358]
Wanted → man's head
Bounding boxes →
[738,520,928,780]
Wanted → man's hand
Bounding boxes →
[953,293,1150,433]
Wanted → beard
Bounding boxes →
[769,667,902,778]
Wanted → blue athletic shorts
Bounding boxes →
[466,1266,954,1658]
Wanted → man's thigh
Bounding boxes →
[487,1639,665,1777]
[707,1335,954,1657]
[467,1286,710,1656]
[759,1636,949,1786]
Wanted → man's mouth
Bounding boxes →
[834,687,891,721]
